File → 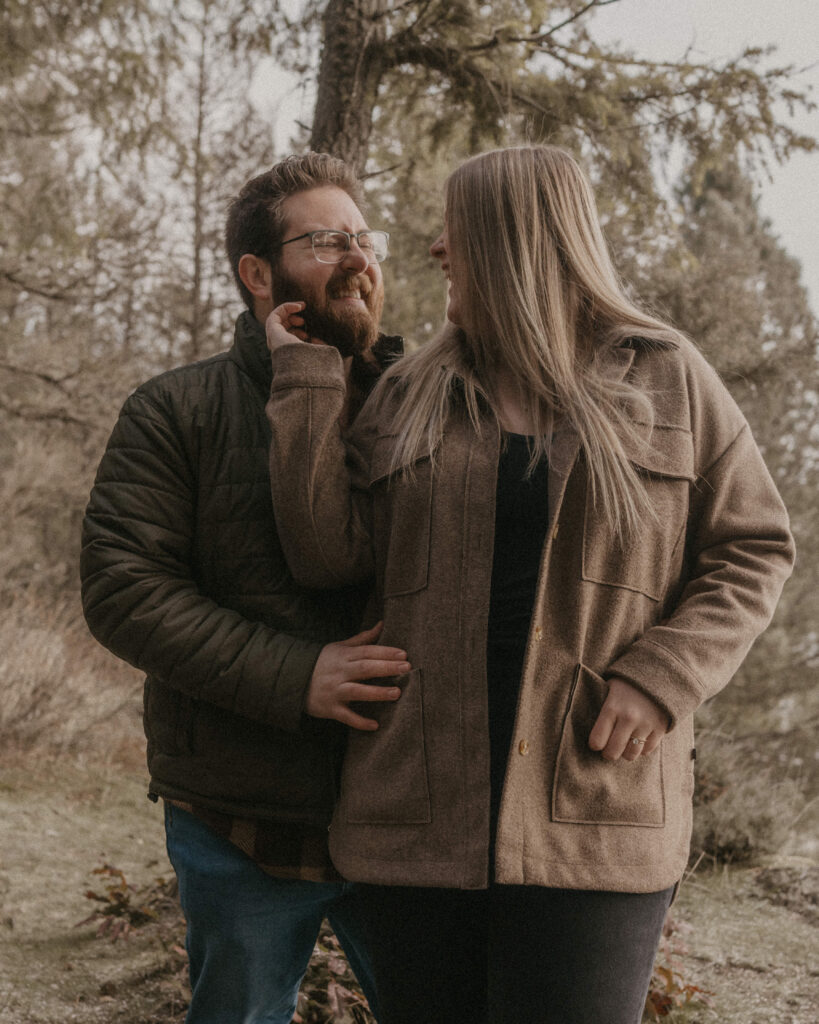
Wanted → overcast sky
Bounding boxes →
[254,0,818,311]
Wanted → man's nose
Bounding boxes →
[430,234,444,258]
[339,240,370,273]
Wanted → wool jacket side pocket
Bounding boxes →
[340,668,432,825]
[552,664,665,827]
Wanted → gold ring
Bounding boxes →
[630,737,646,746]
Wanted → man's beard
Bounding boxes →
[271,266,384,358]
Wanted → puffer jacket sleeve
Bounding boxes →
[606,348,796,726]
[81,385,323,735]
[266,343,377,588]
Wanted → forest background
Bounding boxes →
[0,1,817,1021]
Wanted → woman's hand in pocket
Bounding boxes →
[588,677,669,762]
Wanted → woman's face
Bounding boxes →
[430,222,463,327]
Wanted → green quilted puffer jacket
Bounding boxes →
[81,310,401,823]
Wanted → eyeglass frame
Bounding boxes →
[275,229,390,264]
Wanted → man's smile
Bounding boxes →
[328,275,372,306]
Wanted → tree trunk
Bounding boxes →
[310,0,388,172]
[190,9,208,361]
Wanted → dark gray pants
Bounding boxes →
[357,881,674,1024]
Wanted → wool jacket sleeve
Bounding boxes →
[80,386,323,734]
[606,348,796,726]
[266,343,376,588]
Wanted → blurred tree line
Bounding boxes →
[1,0,816,742]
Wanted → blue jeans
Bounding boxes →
[164,803,380,1024]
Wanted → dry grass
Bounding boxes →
[690,701,817,865]
[691,728,811,864]
[0,590,144,761]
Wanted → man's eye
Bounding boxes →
[314,233,347,250]
[358,235,375,250]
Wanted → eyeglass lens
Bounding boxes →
[312,230,389,263]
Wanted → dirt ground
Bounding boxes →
[1,753,816,1024]
[0,753,187,1023]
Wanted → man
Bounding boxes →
[80,153,407,1024]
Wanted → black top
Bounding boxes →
[487,434,550,646]
[486,433,550,836]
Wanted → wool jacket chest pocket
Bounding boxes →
[368,435,433,599]
[581,425,696,602]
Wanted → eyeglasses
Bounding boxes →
[277,229,390,264]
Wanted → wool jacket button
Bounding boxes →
[533,625,543,642]
[518,740,530,755]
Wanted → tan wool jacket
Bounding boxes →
[266,337,795,893]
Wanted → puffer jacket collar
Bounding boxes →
[229,308,403,398]
[229,310,275,396]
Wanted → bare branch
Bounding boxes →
[0,361,84,390]
[370,0,429,21]
[457,2,627,56]
[541,0,623,39]
[0,396,95,434]
[361,161,404,180]
[480,0,624,48]
[0,270,93,302]
[545,40,788,76]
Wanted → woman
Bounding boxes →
[264,146,794,1023]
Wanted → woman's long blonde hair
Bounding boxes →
[375,145,685,538]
